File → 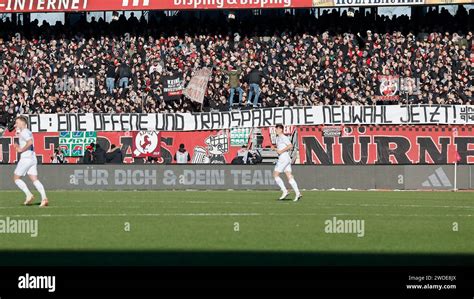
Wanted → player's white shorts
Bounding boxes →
[14,156,38,177]
[274,156,292,173]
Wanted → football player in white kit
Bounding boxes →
[13,116,49,207]
[273,124,302,202]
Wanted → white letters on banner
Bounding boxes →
[27,105,474,133]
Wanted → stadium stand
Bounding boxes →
[0,6,473,121]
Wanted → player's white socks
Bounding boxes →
[275,177,287,192]
[15,179,33,198]
[33,180,47,200]
[289,178,300,195]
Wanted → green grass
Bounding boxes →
[0,190,473,266]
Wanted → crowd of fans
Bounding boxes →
[0,6,473,126]
[81,143,124,164]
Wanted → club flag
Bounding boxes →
[375,75,400,101]
[132,131,161,158]
[183,68,212,104]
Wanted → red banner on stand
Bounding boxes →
[298,125,474,165]
[1,125,473,164]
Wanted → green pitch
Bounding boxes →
[0,190,473,266]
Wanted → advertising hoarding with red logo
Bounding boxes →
[1,0,472,13]
[1,126,473,164]
[298,125,474,165]
[0,0,472,13]
[0,0,313,12]
[1,129,271,164]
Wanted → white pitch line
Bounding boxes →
[0,213,262,217]
[44,200,474,209]
[0,213,471,218]
[57,200,294,205]
[1,202,474,210]
[0,206,101,210]
[266,213,474,217]
[1,200,474,211]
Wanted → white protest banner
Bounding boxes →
[183,68,212,104]
[27,105,474,133]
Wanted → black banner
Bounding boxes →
[162,73,184,101]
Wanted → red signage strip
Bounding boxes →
[0,0,312,13]
[298,125,474,165]
[1,126,473,164]
[1,129,274,164]
[1,0,471,12]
